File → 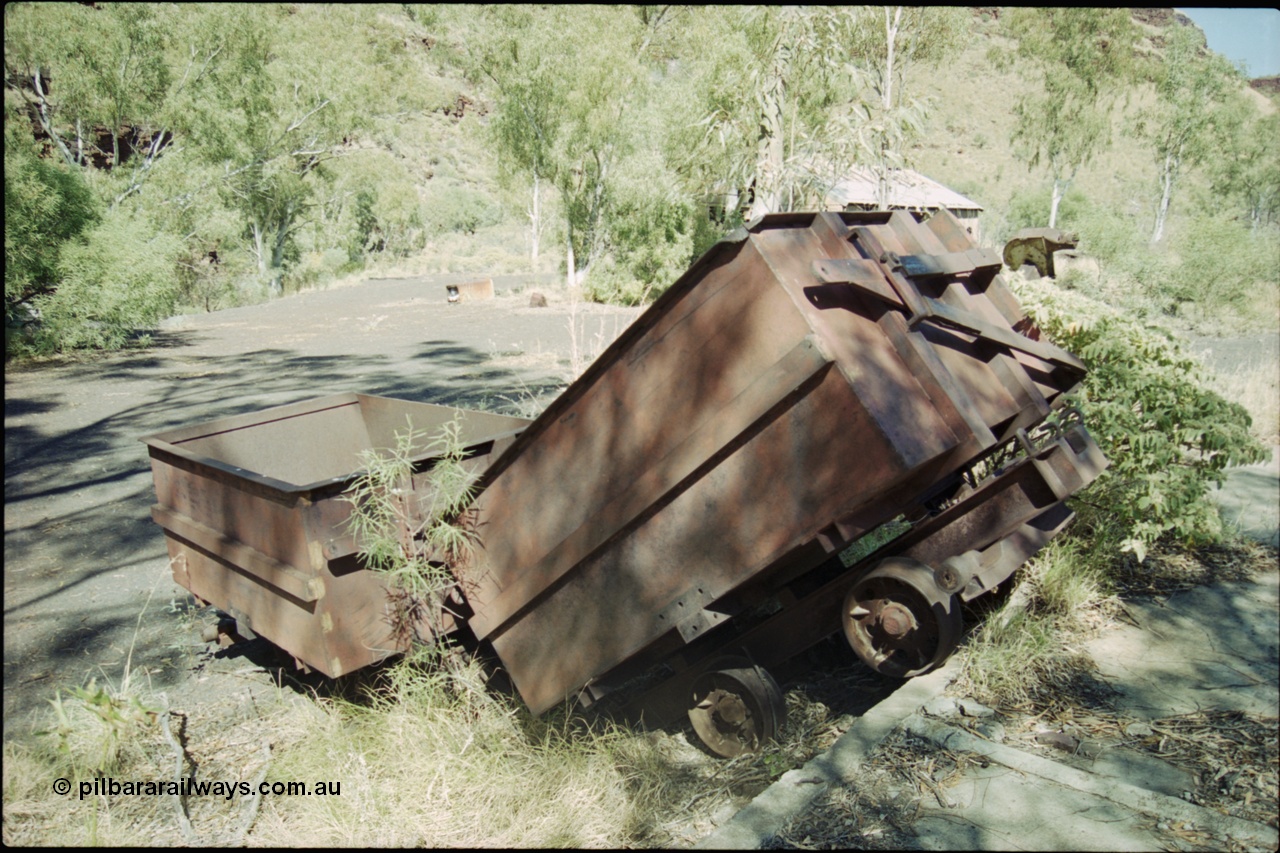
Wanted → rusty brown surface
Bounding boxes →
[617,425,1105,725]
[447,279,495,303]
[459,210,1102,715]
[1002,227,1080,279]
[143,393,531,678]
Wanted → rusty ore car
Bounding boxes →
[145,210,1106,757]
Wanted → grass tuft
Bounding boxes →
[251,653,661,847]
[953,537,1114,708]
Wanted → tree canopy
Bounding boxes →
[3,4,1276,356]
[1000,8,1138,228]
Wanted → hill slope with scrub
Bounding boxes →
[4,5,1277,356]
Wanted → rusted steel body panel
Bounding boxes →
[619,421,1106,726]
[459,210,1100,715]
[143,393,530,677]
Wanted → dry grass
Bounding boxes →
[246,649,883,848]
[1206,360,1280,446]
[949,537,1117,710]
[772,730,985,850]
[1,686,317,847]
[951,527,1275,712]
[2,637,900,848]
[250,689,642,847]
[991,705,1279,830]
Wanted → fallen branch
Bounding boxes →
[232,741,272,845]
[158,698,197,844]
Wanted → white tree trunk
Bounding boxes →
[251,222,267,277]
[1151,152,1177,244]
[884,7,901,111]
[529,173,541,266]
[566,232,577,291]
[873,8,902,212]
[1049,180,1064,229]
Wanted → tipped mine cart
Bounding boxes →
[145,210,1106,757]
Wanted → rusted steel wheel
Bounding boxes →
[842,558,962,678]
[688,659,786,758]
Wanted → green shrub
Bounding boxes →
[1012,192,1279,327]
[1162,215,1280,322]
[583,255,650,306]
[1068,200,1148,267]
[422,182,501,236]
[997,184,1089,243]
[584,183,701,305]
[343,417,478,640]
[29,209,183,354]
[1010,275,1268,560]
[4,129,101,349]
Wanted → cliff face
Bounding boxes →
[1133,7,1278,94]
[1130,8,1201,32]
[1250,76,1280,99]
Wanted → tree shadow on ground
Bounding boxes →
[3,330,571,738]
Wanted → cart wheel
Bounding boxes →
[688,658,786,758]
[842,558,962,678]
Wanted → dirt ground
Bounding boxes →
[3,273,639,740]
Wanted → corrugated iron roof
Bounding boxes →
[825,167,983,212]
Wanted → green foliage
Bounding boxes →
[998,182,1277,328]
[678,7,868,215]
[4,3,174,170]
[847,7,968,109]
[999,8,1138,226]
[586,164,700,304]
[344,417,478,637]
[1066,199,1147,267]
[6,5,1277,338]
[1038,191,1280,325]
[27,208,183,354]
[1002,185,1089,238]
[1136,24,1240,242]
[838,7,967,210]
[1010,276,1268,560]
[1208,110,1280,229]
[1162,215,1280,321]
[42,679,157,777]
[454,5,648,276]
[4,121,101,340]
[421,182,501,238]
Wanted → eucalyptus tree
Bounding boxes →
[845,6,967,208]
[4,103,100,332]
[451,5,653,285]
[675,6,959,220]
[1207,100,1280,233]
[1139,24,1239,243]
[678,7,867,220]
[999,8,1138,228]
[4,2,188,206]
[181,5,407,293]
[4,2,190,351]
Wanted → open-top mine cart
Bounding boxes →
[146,210,1106,757]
